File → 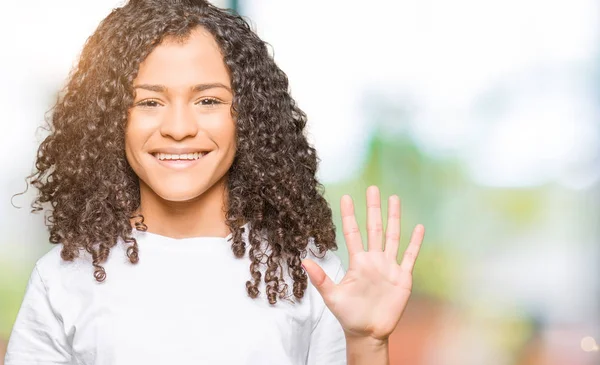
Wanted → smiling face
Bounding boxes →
[125,27,236,204]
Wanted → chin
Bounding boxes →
[155,188,206,203]
[139,171,226,204]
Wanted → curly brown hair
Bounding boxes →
[26,0,337,304]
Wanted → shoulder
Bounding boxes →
[35,243,90,270]
[33,240,125,287]
[305,237,345,283]
[34,244,68,275]
[246,224,344,281]
[303,239,346,333]
[32,244,87,286]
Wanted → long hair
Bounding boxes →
[27,0,337,304]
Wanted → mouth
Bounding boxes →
[152,152,208,161]
[151,151,210,169]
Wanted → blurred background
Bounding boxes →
[1,0,599,364]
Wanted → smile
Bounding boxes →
[152,152,207,161]
[151,151,210,170]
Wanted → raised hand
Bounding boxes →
[302,185,425,342]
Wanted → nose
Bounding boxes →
[159,102,199,141]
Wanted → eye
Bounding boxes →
[196,97,223,107]
[136,99,162,108]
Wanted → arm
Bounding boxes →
[306,302,390,365]
[345,336,388,365]
[4,265,71,364]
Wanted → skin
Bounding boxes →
[303,188,425,364]
[124,26,425,364]
[125,28,235,239]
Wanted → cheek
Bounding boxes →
[216,115,236,149]
[124,140,136,173]
[124,126,138,158]
[220,123,237,166]
[202,112,236,155]
[124,118,151,171]
[126,110,161,142]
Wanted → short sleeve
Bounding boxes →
[306,262,347,365]
[4,265,72,364]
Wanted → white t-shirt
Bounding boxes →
[5,224,347,365]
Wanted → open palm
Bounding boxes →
[303,186,425,341]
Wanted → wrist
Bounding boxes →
[344,333,389,348]
[345,333,389,365]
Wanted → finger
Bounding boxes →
[384,195,402,260]
[366,186,383,251]
[341,195,364,255]
[399,224,425,273]
[302,259,336,304]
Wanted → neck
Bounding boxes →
[133,177,229,239]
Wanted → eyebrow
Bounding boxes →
[133,83,232,93]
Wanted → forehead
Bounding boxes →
[135,27,230,87]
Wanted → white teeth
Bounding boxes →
[154,152,206,161]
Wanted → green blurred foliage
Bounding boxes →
[323,126,539,362]
[324,129,468,300]
[0,260,31,339]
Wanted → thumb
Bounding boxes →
[302,259,335,302]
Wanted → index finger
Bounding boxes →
[341,195,364,256]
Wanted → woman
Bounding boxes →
[5,0,425,364]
